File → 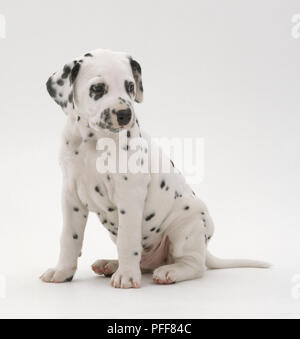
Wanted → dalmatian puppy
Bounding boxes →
[40,49,269,288]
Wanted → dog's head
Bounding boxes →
[46,49,143,133]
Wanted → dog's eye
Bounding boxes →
[90,83,107,99]
[128,82,135,93]
[125,81,135,96]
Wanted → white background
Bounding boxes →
[0,0,300,319]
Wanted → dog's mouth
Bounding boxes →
[89,118,134,134]
[89,107,135,134]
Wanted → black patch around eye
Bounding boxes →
[90,83,108,100]
[84,53,93,57]
[125,80,135,96]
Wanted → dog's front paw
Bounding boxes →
[110,267,141,289]
[40,267,76,283]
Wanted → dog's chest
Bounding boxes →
[60,123,205,249]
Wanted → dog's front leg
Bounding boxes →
[111,181,148,289]
[40,187,88,283]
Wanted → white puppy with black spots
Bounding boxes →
[40,49,269,288]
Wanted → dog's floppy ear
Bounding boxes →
[129,57,144,103]
[46,59,82,115]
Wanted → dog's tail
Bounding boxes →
[206,251,271,270]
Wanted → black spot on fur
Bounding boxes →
[73,234,78,240]
[74,151,79,155]
[108,207,115,212]
[123,176,128,181]
[150,227,156,232]
[170,160,175,168]
[95,186,103,196]
[120,210,126,215]
[57,79,64,86]
[127,131,131,138]
[184,206,190,210]
[46,77,56,98]
[77,116,81,122]
[174,191,182,199]
[70,62,81,84]
[65,276,74,282]
[143,236,148,240]
[145,213,155,221]
[134,252,139,256]
[88,133,94,138]
[156,228,161,233]
[68,93,73,104]
[139,81,143,92]
[62,65,71,79]
[160,180,166,189]
[73,207,79,212]
[130,58,142,75]
[103,219,107,224]
[107,175,111,181]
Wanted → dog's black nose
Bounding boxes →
[116,109,132,126]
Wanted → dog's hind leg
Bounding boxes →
[153,218,207,284]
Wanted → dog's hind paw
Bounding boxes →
[40,267,76,283]
[92,259,119,277]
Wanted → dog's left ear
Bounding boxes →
[129,57,144,103]
[46,59,82,115]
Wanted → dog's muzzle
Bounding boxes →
[116,108,132,126]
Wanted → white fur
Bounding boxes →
[40,49,269,288]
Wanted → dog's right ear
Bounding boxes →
[46,59,81,115]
